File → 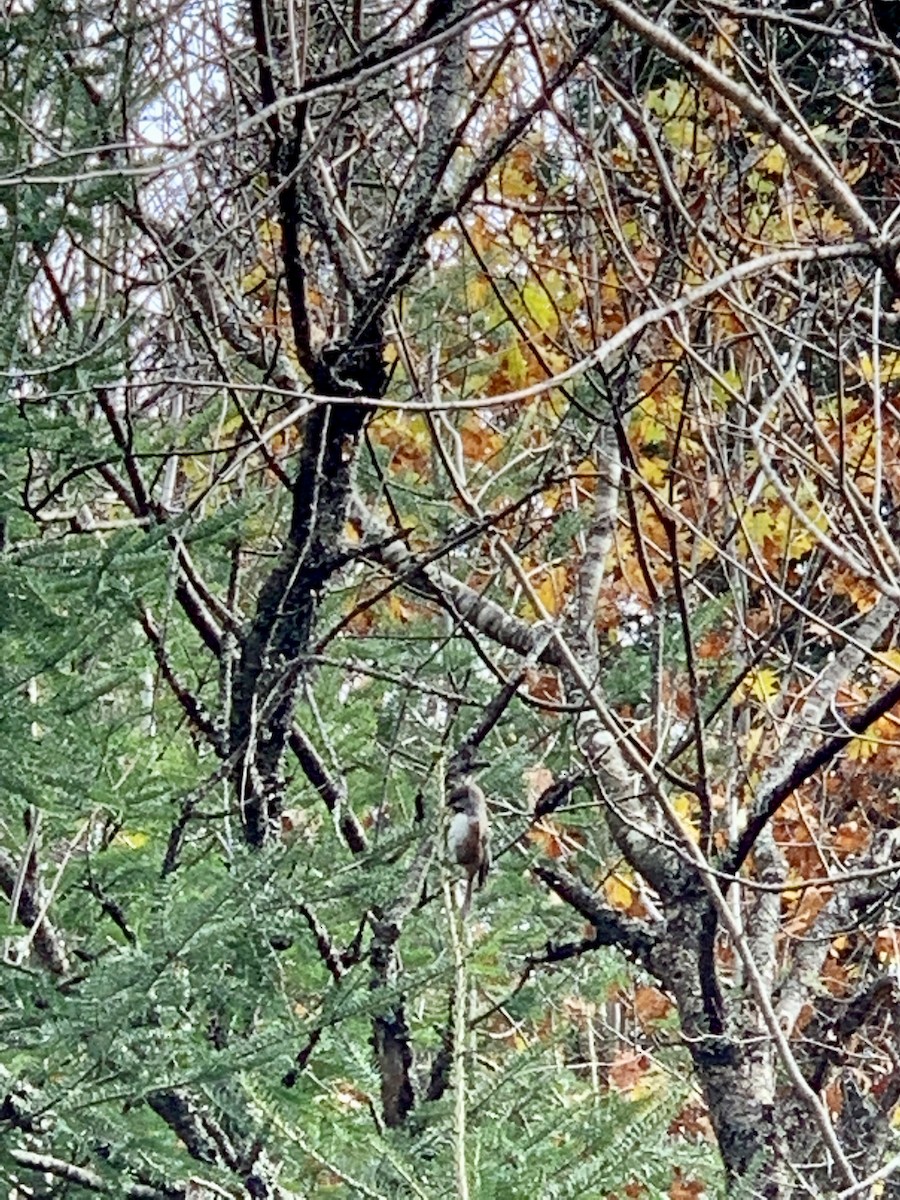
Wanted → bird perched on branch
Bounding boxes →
[447,778,491,916]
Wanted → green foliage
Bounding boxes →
[3,0,824,1195]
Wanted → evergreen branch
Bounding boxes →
[146,1089,225,1167]
[138,606,226,754]
[9,1148,182,1199]
[299,901,347,983]
[288,725,368,853]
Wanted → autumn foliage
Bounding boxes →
[7,1,900,1198]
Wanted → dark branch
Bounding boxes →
[532,861,659,967]
[729,671,900,874]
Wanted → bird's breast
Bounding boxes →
[447,812,481,867]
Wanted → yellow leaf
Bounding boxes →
[465,275,490,308]
[503,341,528,387]
[219,411,244,440]
[241,263,267,294]
[819,208,851,239]
[771,501,828,559]
[743,507,776,545]
[843,158,868,186]
[604,873,634,910]
[858,350,900,384]
[665,118,697,150]
[621,219,640,243]
[847,736,878,761]
[530,564,568,617]
[647,78,689,119]
[630,393,670,449]
[638,456,667,487]
[387,592,414,623]
[257,218,280,244]
[510,218,532,247]
[671,793,700,843]
[750,668,779,701]
[502,163,533,198]
[875,648,900,675]
[712,367,743,409]
[760,143,787,176]
[522,281,557,334]
[112,829,149,850]
[600,262,622,307]
[671,793,693,819]
[736,667,780,703]
[744,725,763,757]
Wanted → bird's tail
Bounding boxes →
[460,874,476,918]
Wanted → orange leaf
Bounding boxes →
[783,886,831,937]
[832,820,869,856]
[634,985,673,1029]
[670,1170,706,1200]
[668,1098,714,1141]
[874,927,900,964]
[528,820,571,859]
[696,629,730,658]
[525,667,561,702]
[608,1050,651,1094]
[459,413,504,462]
[824,1079,844,1118]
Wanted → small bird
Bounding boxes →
[447,779,491,916]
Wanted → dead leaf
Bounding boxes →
[783,886,831,937]
[824,1079,844,1118]
[527,820,569,859]
[696,629,730,658]
[608,1049,651,1094]
[668,1098,714,1141]
[670,1169,707,1200]
[832,820,869,856]
[524,765,554,806]
[634,985,673,1028]
[525,667,562,703]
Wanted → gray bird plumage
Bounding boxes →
[447,779,490,915]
